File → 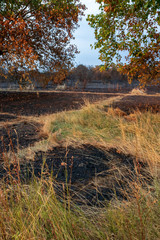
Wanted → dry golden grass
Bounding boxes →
[130,88,147,95]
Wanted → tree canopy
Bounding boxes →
[0,0,85,83]
[87,0,160,86]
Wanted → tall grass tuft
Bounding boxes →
[0,174,159,239]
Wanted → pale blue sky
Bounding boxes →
[72,0,128,67]
[72,0,101,67]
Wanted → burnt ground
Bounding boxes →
[112,95,160,114]
[0,91,119,116]
[0,145,151,206]
[0,91,159,117]
[0,113,17,122]
[0,121,42,154]
[0,91,159,205]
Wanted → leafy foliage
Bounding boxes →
[87,0,160,86]
[0,0,85,83]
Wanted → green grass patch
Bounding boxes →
[51,105,121,142]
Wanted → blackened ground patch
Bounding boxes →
[0,121,42,158]
[0,113,17,122]
[0,91,118,116]
[0,145,152,206]
[112,95,160,114]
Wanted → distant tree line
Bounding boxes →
[67,64,129,89]
[0,64,133,90]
